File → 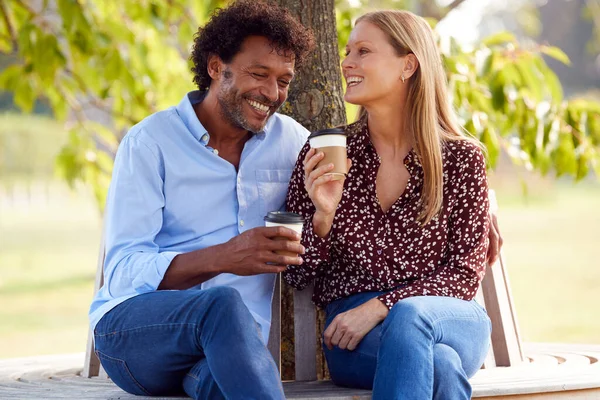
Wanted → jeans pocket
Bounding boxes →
[96,350,151,396]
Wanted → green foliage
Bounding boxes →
[0,0,598,210]
[444,30,599,180]
[0,0,227,208]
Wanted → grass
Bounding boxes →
[0,112,599,359]
[490,172,600,344]
[0,181,101,358]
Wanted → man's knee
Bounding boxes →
[202,286,249,318]
[204,286,243,303]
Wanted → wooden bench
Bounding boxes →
[83,192,529,397]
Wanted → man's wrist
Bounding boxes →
[203,243,228,275]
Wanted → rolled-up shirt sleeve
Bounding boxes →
[103,133,181,296]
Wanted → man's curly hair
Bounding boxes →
[190,0,315,91]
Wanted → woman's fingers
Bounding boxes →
[323,320,337,350]
[329,326,344,349]
[306,163,334,192]
[337,331,353,350]
[303,150,324,178]
[346,336,361,351]
[302,148,316,166]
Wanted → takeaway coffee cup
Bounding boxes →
[264,211,304,257]
[308,127,348,180]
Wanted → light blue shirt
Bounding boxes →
[89,91,309,343]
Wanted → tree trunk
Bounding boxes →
[275,0,346,381]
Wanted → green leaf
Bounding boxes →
[515,59,543,102]
[540,46,571,65]
[482,32,517,47]
[424,17,438,29]
[481,126,500,168]
[576,147,590,181]
[57,0,77,32]
[14,79,36,113]
[552,129,578,177]
[0,65,23,91]
[0,36,11,53]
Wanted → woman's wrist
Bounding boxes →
[313,210,335,238]
[366,298,389,322]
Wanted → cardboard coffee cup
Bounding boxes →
[264,211,304,257]
[309,128,348,181]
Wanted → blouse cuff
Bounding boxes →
[300,212,332,267]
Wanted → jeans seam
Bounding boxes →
[186,372,200,381]
[96,350,152,396]
[430,315,486,325]
[95,322,201,337]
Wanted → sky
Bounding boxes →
[436,0,495,44]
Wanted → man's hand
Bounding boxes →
[487,210,503,266]
[219,226,305,276]
[324,298,388,351]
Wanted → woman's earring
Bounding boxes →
[401,75,406,83]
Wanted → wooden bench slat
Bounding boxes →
[293,284,318,381]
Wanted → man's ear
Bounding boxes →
[207,54,223,80]
[403,53,419,80]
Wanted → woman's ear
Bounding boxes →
[403,53,419,80]
[207,55,223,80]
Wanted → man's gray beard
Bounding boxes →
[217,79,269,134]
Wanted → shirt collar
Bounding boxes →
[176,91,209,144]
[176,90,269,145]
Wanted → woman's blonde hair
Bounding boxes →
[355,10,482,225]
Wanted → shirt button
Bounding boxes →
[202,134,208,142]
[213,149,219,155]
[240,219,245,227]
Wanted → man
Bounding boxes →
[90,2,313,399]
[90,1,503,399]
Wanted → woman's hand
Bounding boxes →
[324,297,388,351]
[486,210,503,266]
[303,148,352,216]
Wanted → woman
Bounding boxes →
[283,10,491,400]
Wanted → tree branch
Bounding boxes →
[446,0,468,14]
[422,0,469,21]
[0,0,18,51]
[13,0,36,15]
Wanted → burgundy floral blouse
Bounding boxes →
[283,117,490,310]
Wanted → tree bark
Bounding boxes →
[275,0,346,381]
[276,0,346,131]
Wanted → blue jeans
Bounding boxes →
[93,287,284,400]
[323,292,491,400]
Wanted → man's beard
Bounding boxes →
[217,69,281,133]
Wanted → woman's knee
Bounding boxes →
[433,344,463,378]
[383,297,431,336]
[433,344,471,399]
